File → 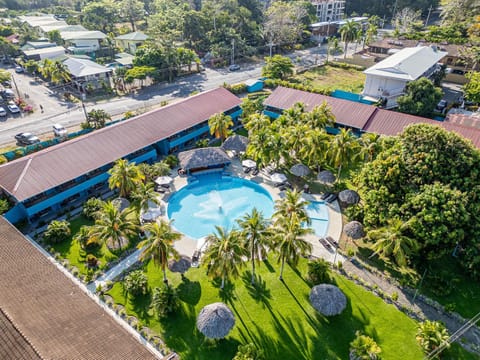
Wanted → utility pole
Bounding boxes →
[81,93,88,123]
[11,74,20,99]
[392,0,398,20]
[425,4,433,26]
[268,41,275,57]
[231,39,235,65]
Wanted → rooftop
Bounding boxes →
[60,30,107,41]
[23,46,66,57]
[115,31,148,41]
[63,57,112,77]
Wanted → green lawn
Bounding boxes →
[106,256,476,360]
[291,65,366,94]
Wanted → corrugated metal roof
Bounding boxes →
[64,57,111,77]
[362,108,438,135]
[60,30,106,40]
[0,217,159,359]
[23,46,66,57]
[115,32,148,41]
[0,87,241,202]
[264,86,377,129]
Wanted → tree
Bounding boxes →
[241,97,264,119]
[123,270,148,297]
[108,159,144,198]
[41,60,71,85]
[327,128,361,178]
[339,20,360,59]
[368,219,419,267]
[119,0,145,31]
[305,102,335,129]
[131,182,159,213]
[138,220,181,284]
[349,331,382,360]
[90,201,138,250]
[81,0,118,33]
[397,78,443,117]
[0,69,11,83]
[202,226,246,289]
[273,190,310,227]
[47,30,63,44]
[233,343,265,360]
[440,0,480,26]
[299,128,330,170]
[464,72,480,104]
[43,220,71,244]
[392,8,422,34]
[307,258,331,285]
[326,37,341,63]
[208,112,233,142]
[237,208,272,285]
[416,320,450,355]
[363,22,378,49]
[82,197,105,219]
[85,109,111,129]
[23,60,39,75]
[262,55,294,80]
[152,284,179,318]
[124,66,157,88]
[74,225,100,250]
[359,133,381,163]
[138,161,171,183]
[459,46,480,71]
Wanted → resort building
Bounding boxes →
[362,46,447,108]
[310,0,345,22]
[0,88,242,224]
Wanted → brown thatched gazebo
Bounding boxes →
[196,302,235,339]
[338,190,360,208]
[317,170,336,186]
[178,147,231,174]
[343,221,365,240]
[309,284,347,316]
[221,134,249,153]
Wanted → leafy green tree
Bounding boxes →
[123,270,148,297]
[47,30,63,44]
[138,161,171,183]
[359,133,381,163]
[397,78,443,117]
[108,159,144,198]
[237,208,272,285]
[81,0,118,33]
[83,197,105,220]
[464,71,480,104]
[124,66,157,88]
[85,109,111,129]
[44,220,71,244]
[152,284,179,318]
[138,220,181,284]
[307,258,331,285]
[349,331,382,360]
[0,198,9,214]
[327,128,361,178]
[119,0,145,31]
[202,226,246,288]
[233,343,265,360]
[299,128,330,170]
[90,201,138,250]
[74,225,100,250]
[416,320,450,355]
[262,55,294,80]
[0,69,11,83]
[241,97,264,120]
[305,102,335,129]
[440,0,479,26]
[339,20,360,59]
[208,112,233,142]
[23,60,39,75]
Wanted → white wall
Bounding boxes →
[363,74,407,107]
[68,39,100,50]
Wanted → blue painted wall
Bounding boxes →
[264,110,280,119]
[246,81,264,93]
[169,125,210,149]
[4,204,27,223]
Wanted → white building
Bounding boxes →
[310,0,345,22]
[362,46,447,109]
[63,57,112,91]
[61,31,107,53]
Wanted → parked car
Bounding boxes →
[0,106,6,117]
[15,132,40,145]
[1,89,15,100]
[7,102,20,113]
[15,65,24,73]
[436,99,448,112]
[53,124,67,137]
[228,64,240,71]
[2,80,11,88]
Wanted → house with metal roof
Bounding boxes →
[362,46,447,109]
[0,87,242,223]
[115,31,148,55]
[61,30,107,54]
[63,57,113,91]
[23,46,66,61]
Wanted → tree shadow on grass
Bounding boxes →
[176,277,201,305]
[289,263,311,286]
[211,278,237,303]
[129,291,152,324]
[241,271,272,309]
[262,259,276,273]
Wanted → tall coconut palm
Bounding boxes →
[300,128,330,171]
[368,219,419,268]
[339,20,360,59]
[108,159,145,198]
[273,217,313,281]
[327,128,361,178]
[359,132,381,162]
[208,112,233,142]
[131,182,160,213]
[282,124,309,163]
[90,201,138,251]
[237,208,272,285]
[49,60,71,85]
[202,226,246,289]
[305,102,335,129]
[273,190,310,227]
[138,220,181,284]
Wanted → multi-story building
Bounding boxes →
[310,0,345,22]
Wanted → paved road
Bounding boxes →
[0,64,262,146]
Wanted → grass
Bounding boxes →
[291,65,366,94]
[106,256,477,360]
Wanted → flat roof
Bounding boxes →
[0,217,158,359]
[0,87,241,202]
[23,46,66,57]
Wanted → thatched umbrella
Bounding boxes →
[197,302,235,339]
[290,163,311,177]
[222,134,249,153]
[343,221,365,240]
[112,197,130,212]
[317,170,336,186]
[338,190,360,207]
[168,256,191,274]
[309,284,347,316]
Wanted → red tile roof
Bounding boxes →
[0,87,241,202]
[0,217,159,359]
[264,86,377,130]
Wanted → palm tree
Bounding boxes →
[90,201,138,250]
[208,112,234,142]
[349,331,382,360]
[326,37,341,63]
[359,133,381,162]
[273,216,313,281]
[49,60,71,85]
[108,159,145,198]
[132,182,159,213]
[202,226,246,289]
[300,128,330,171]
[74,225,100,250]
[39,58,53,79]
[273,189,310,227]
[327,128,361,178]
[305,102,336,129]
[363,22,378,49]
[416,320,450,355]
[138,220,181,284]
[368,219,419,268]
[237,208,272,285]
[282,124,309,163]
[87,109,111,129]
[339,20,360,59]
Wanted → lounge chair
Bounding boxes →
[251,168,259,176]
[320,192,331,200]
[191,250,201,268]
[326,194,338,203]
[325,236,339,248]
[319,238,332,251]
[243,167,251,174]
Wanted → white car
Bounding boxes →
[53,124,67,137]
[0,106,6,116]
[7,103,20,113]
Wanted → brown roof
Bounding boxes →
[362,108,438,135]
[368,38,462,57]
[0,217,159,359]
[178,147,231,171]
[265,87,377,130]
[445,111,480,129]
[0,87,241,202]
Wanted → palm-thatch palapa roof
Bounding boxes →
[168,256,191,274]
[290,163,310,177]
[317,170,336,185]
[344,221,365,240]
[338,189,360,207]
[309,284,347,316]
[178,147,231,172]
[221,134,249,153]
[112,197,130,212]
[196,302,235,339]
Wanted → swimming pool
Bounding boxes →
[306,200,329,237]
[167,173,274,240]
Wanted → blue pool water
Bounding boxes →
[167,174,274,240]
[306,201,329,237]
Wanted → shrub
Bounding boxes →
[152,284,179,318]
[349,331,381,360]
[160,100,168,106]
[0,198,9,214]
[86,254,98,268]
[164,154,179,168]
[391,291,399,301]
[416,320,450,355]
[83,197,104,219]
[229,83,247,94]
[123,111,135,119]
[0,154,7,164]
[196,139,210,148]
[43,220,71,244]
[233,343,265,360]
[307,258,331,285]
[124,270,148,297]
